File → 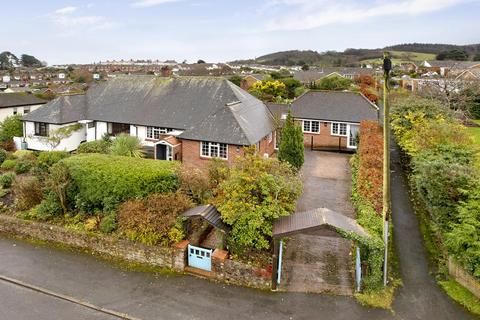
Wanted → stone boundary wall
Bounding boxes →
[0,215,272,290]
[212,249,271,290]
[0,214,186,271]
[448,256,480,299]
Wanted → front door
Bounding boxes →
[188,244,212,271]
[156,144,167,160]
[348,124,359,149]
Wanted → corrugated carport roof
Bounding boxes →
[181,204,230,232]
[273,207,370,238]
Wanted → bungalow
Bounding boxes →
[0,93,47,121]
[21,76,276,165]
[268,91,379,151]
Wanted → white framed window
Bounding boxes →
[331,122,348,136]
[267,132,273,143]
[200,141,228,159]
[146,126,173,139]
[302,120,320,133]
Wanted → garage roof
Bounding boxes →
[273,207,370,238]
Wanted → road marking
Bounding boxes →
[0,274,142,320]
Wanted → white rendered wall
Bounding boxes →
[24,121,86,151]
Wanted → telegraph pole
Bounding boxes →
[382,52,392,287]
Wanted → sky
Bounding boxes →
[1,0,480,65]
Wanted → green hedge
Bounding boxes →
[61,154,179,210]
[37,151,70,170]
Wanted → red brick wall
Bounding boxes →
[296,120,348,150]
[179,133,276,168]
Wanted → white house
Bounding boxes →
[0,93,46,122]
[21,76,276,166]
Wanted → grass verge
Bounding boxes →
[355,278,401,310]
[439,279,480,316]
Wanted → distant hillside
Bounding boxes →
[231,43,480,67]
[384,43,480,55]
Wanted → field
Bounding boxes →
[360,51,437,66]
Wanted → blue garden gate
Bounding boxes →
[188,244,212,271]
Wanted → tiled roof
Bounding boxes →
[0,93,46,108]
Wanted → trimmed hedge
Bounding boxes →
[61,154,179,210]
[77,140,111,154]
[37,151,70,170]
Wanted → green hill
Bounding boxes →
[230,43,480,67]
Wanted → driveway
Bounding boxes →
[296,150,354,217]
[280,150,355,294]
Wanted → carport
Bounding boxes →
[271,208,370,295]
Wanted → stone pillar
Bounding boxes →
[172,240,189,271]
[212,248,228,279]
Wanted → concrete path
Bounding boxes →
[296,150,354,217]
[0,146,476,319]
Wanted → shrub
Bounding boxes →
[412,145,478,232]
[278,109,304,170]
[109,134,144,158]
[13,176,43,211]
[356,121,383,215]
[12,150,36,160]
[1,159,15,170]
[14,158,33,174]
[37,151,70,170]
[35,193,63,221]
[44,162,75,214]
[77,140,111,154]
[0,115,22,142]
[314,75,353,90]
[0,172,15,188]
[177,165,211,204]
[62,154,178,211]
[214,151,302,251]
[99,212,117,234]
[446,191,480,279]
[0,148,7,165]
[118,192,193,245]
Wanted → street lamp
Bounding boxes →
[382,52,392,287]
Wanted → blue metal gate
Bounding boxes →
[188,244,212,271]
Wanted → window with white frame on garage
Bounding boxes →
[200,141,228,159]
[302,120,320,133]
[331,122,348,136]
[146,126,173,139]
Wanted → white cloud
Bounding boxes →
[131,0,181,7]
[55,6,77,15]
[50,6,115,32]
[266,0,475,31]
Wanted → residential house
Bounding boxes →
[269,91,379,151]
[21,76,276,164]
[0,93,47,122]
[240,74,267,90]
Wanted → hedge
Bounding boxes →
[391,95,480,280]
[61,154,179,210]
[350,120,385,290]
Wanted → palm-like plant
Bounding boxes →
[110,134,144,158]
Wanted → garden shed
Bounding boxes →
[272,207,369,295]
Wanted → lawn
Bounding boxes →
[360,50,436,66]
[468,120,480,145]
